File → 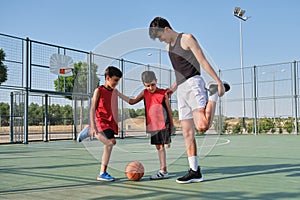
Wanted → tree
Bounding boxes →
[0,49,8,85]
[0,102,9,116]
[28,103,43,125]
[0,102,10,126]
[122,108,137,120]
[54,61,100,100]
[172,110,179,118]
[279,126,283,134]
[232,121,242,134]
[258,117,274,133]
[222,121,229,134]
[61,105,73,125]
[49,104,63,125]
[213,115,227,133]
[283,117,294,134]
[128,108,137,118]
[246,122,253,133]
[136,108,145,116]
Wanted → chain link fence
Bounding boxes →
[0,33,299,144]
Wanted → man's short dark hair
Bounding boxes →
[149,17,172,39]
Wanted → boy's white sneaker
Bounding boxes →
[77,126,90,142]
[150,170,169,180]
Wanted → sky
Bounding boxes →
[2,0,300,71]
[1,0,300,119]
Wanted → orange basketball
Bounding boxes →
[125,161,144,181]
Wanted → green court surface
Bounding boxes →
[0,135,299,200]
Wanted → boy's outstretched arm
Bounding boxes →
[117,89,144,105]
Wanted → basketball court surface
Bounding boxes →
[0,134,299,200]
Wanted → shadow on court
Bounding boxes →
[204,163,300,182]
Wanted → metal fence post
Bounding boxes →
[10,92,14,142]
[169,69,173,109]
[218,69,222,134]
[120,59,124,139]
[73,96,77,140]
[253,65,258,135]
[44,94,49,142]
[24,38,30,144]
[88,52,93,129]
[293,61,298,135]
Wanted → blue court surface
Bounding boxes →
[0,134,299,200]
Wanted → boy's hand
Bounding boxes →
[89,127,97,137]
[170,124,176,136]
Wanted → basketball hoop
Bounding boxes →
[50,54,74,77]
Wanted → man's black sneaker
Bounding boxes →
[176,167,204,184]
[206,81,230,96]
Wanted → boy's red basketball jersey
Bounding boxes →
[143,89,170,132]
[95,85,118,135]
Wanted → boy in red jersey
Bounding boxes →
[77,66,122,181]
[118,71,173,180]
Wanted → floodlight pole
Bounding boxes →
[234,8,250,131]
[239,19,246,130]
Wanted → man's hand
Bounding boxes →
[165,88,173,98]
[218,82,225,97]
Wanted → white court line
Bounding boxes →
[202,137,231,147]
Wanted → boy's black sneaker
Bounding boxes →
[176,167,204,184]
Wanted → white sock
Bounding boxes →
[209,93,218,102]
[188,156,198,171]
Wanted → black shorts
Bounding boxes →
[150,129,171,145]
[102,129,116,139]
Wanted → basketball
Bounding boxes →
[125,161,144,181]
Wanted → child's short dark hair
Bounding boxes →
[149,17,172,39]
[105,66,122,78]
[141,71,157,83]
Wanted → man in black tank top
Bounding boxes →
[149,17,230,184]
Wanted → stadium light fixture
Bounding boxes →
[233,7,251,21]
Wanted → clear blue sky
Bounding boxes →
[1,0,300,70]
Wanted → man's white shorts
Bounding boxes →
[177,75,208,120]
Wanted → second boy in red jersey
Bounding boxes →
[118,71,173,180]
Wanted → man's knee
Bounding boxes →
[195,123,209,132]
